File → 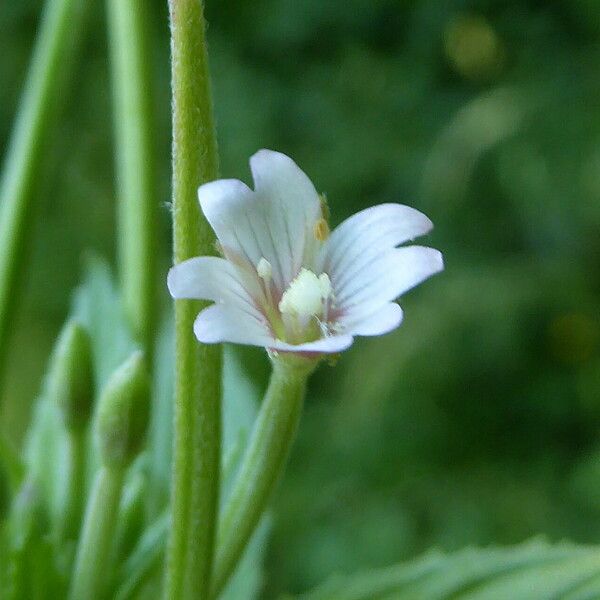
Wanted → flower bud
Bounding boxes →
[97,351,150,469]
[47,320,94,432]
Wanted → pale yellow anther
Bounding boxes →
[313,218,330,241]
[279,268,333,319]
[257,257,272,281]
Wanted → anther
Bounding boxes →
[257,257,272,281]
[313,218,330,241]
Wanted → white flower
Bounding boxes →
[167,150,443,354]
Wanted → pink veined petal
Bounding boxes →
[335,246,444,310]
[198,178,293,293]
[338,302,404,337]
[269,334,354,354]
[198,151,323,293]
[193,304,275,346]
[318,203,433,283]
[167,256,258,309]
[250,149,322,283]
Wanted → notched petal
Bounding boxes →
[167,256,257,308]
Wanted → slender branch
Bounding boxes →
[0,0,86,384]
[164,1,222,598]
[68,466,125,600]
[211,357,315,597]
[106,0,157,353]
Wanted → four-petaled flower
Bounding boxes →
[168,150,443,355]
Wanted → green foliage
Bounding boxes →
[0,434,23,507]
[3,481,60,600]
[146,317,174,515]
[71,256,139,388]
[300,539,600,599]
[113,511,169,600]
[0,259,272,598]
[221,516,271,600]
[23,395,66,529]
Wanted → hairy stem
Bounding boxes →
[211,357,315,596]
[164,1,222,598]
[0,0,86,386]
[106,0,157,353]
[69,466,125,600]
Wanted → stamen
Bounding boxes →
[319,193,331,221]
[313,218,330,241]
[279,268,333,320]
[257,257,272,282]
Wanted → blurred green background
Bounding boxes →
[2,0,600,596]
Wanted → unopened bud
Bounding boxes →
[97,351,150,469]
[47,320,94,432]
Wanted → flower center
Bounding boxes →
[254,258,334,343]
[279,268,332,320]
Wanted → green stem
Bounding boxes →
[211,357,315,597]
[164,1,222,598]
[68,466,125,600]
[57,429,86,541]
[0,0,85,383]
[106,0,156,353]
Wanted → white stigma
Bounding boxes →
[257,257,272,281]
[279,268,332,319]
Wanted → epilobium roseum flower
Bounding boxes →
[168,150,443,355]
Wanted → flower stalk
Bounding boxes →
[211,355,316,596]
[69,351,150,599]
[106,0,157,353]
[46,319,94,541]
[0,0,86,385]
[68,465,125,600]
[58,428,86,542]
[164,1,222,599]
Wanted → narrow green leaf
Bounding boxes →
[71,256,138,388]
